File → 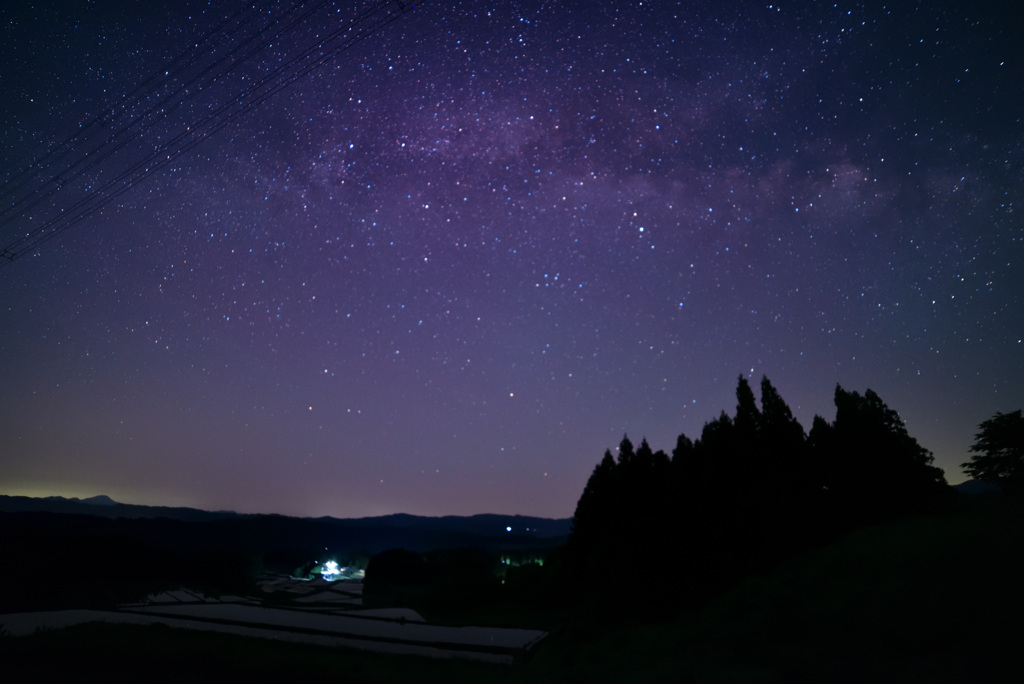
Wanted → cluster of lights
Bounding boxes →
[321,560,341,580]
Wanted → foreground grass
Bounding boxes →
[534,499,1024,683]
[687,501,1024,682]
[4,499,1023,682]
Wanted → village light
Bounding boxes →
[322,560,340,580]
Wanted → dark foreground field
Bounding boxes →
[3,498,1023,683]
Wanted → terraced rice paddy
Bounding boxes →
[0,576,547,664]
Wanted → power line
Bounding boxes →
[0,0,326,230]
[1,0,428,267]
[0,0,273,212]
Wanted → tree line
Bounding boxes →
[565,376,954,613]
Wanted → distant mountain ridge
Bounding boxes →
[952,479,1002,496]
[0,495,572,546]
[336,511,572,538]
[44,494,118,506]
[1,494,236,522]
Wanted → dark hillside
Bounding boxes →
[539,501,1024,683]
[3,504,1022,682]
[0,505,568,612]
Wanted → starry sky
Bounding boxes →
[1,0,1022,519]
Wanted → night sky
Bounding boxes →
[1,1,1021,519]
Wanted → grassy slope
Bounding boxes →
[692,507,1024,682]
[534,498,1024,683]
[3,499,1022,683]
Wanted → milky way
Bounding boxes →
[1,1,1021,518]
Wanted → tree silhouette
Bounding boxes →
[565,376,953,613]
[810,385,951,528]
[568,435,676,609]
[755,376,814,556]
[961,410,1024,492]
[569,449,617,556]
[364,548,430,588]
[565,447,617,600]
